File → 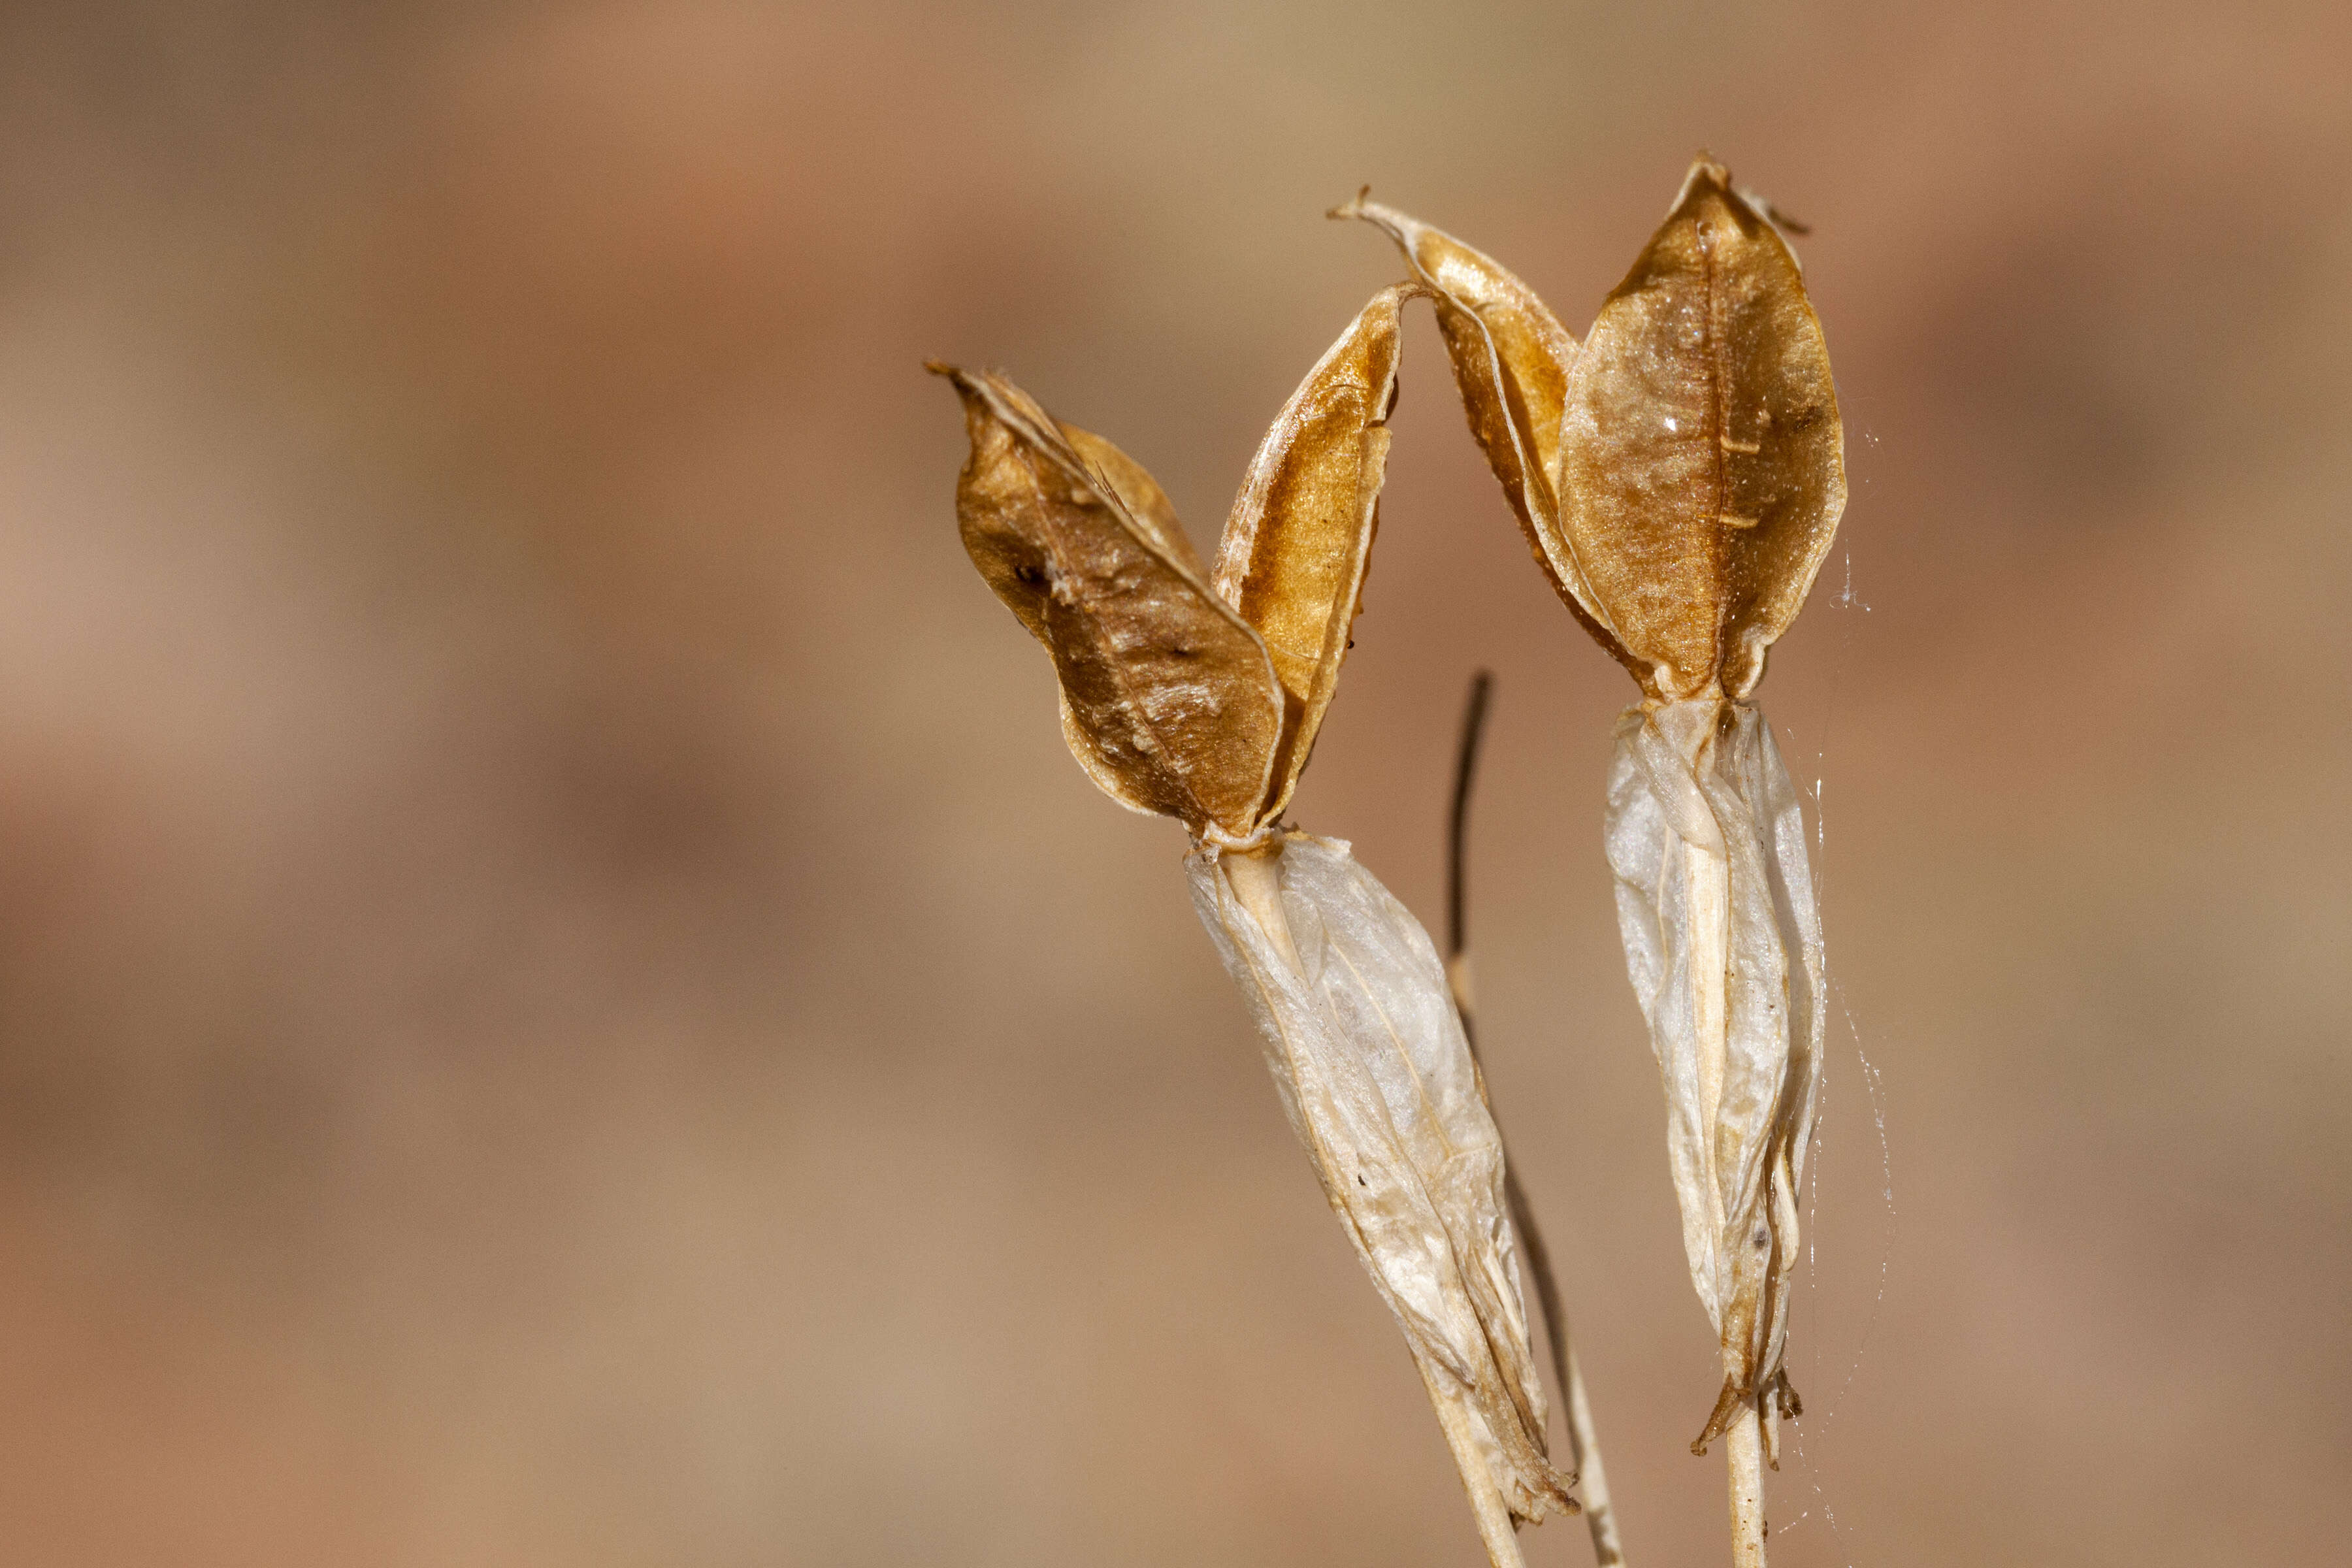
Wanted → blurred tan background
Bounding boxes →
[1,1,2346,1563]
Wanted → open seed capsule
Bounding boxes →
[1348,159,1845,1531]
[934,284,1575,1565]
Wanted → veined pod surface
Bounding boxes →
[1344,157,1844,702]
[930,284,1411,845]
[1189,832,1575,1526]
[1559,163,1843,701]
[933,364,1283,838]
[1604,699,1823,1458]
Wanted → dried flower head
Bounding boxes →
[933,286,1576,1565]
[930,283,1409,848]
[1337,156,1844,702]
[1347,156,1846,1565]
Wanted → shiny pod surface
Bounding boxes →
[933,286,1410,840]
[1347,157,1845,699]
[936,364,1282,838]
[1558,159,1845,698]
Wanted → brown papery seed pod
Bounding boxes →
[1344,159,1844,702]
[934,364,1282,838]
[931,285,1411,845]
[1212,285,1409,823]
[1560,157,1844,700]
[1331,191,1644,685]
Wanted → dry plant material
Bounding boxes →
[931,285,1576,1565]
[1447,673,1628,1568]
[1346,155,1843,1566]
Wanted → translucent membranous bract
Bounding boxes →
[1605,700,1823,1459]
[1192,835,1571,1524]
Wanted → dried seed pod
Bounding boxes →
[933,364,1282,838]
[1190,833,1576,1543]
[1348,158,1846,1563]
[1213,286,1407,820]
[1329,193,1574,549]
[1345,159,1844,701]
[938,288,1573,1567]
[932,285,1413,845]
[1559,159,1845,700]
[1332,193,1642,683]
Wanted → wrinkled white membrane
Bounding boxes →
[1188,833,1573,1526]
[1605,699,1825,1460]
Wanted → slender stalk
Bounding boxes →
[1505,1175,1627,1564]
[1445,670,1491,965]
[1680,747,1763,1567]
[1418,1360,1529,1568]
[1561,1343,1625,1566]
[1446,671,1629,1567]
[1724,1399,1767,1568]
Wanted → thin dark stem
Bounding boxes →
[1446,670,1560,1392]
[1447,670,1492,966]
[1445,670,1627,1566]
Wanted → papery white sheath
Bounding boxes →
[1190,833,1571,1551]
[1604,700,1824,1463]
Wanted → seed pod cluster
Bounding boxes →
[932,283,1411,847]
[933,283,1576,1565]
[1339,158,1844,702]
[942,154,1848,1568]
[1347,156,1846,1554]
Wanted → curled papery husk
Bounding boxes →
[1213,286,1411,822]
[935,363,1282,838]
[1346,159,1845,702]
[1559,158,1845,700]
[1603,700,1823,1459]
[932,286,1409,843]
[1334,194,1644,685]
[1188,832,1575,1522]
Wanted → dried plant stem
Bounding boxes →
[1724,1401,1767,1568]
[1448,672,1627,1568]
[1560,1341,1625,1565]
[1418,1361,1529,1568]
[1684,812,1767,1567]
[1686,836,1733,1174]
[1507,1170,1625,1565]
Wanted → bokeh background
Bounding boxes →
[2,2,2347,1563]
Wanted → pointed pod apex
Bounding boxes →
[1673,152,1817,241]
[1328,190,1418,257]
[1669,151,1736,216]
